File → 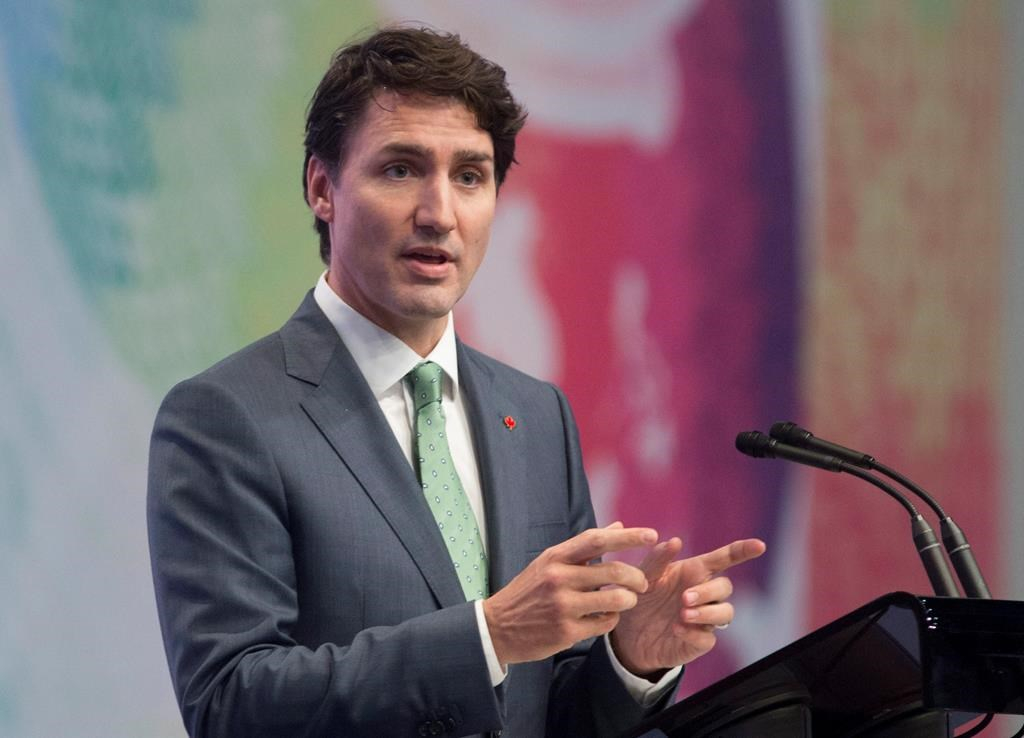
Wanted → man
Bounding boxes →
[148,27,766,737]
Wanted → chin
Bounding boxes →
[406,304,456,322]
[399,291,462,319]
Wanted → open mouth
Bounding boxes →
[404,250,451,265]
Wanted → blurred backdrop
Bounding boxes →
[1,0,1022,735]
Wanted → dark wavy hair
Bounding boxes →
[303,26,528,263]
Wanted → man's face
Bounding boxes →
[309,91,497,353]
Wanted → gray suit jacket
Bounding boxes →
[148,293,668,737]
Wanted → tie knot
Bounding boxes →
[406,361,444,410]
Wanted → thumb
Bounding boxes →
[639,537,682,582]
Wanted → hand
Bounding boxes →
[609,537,767,678]
[482,525,657,665]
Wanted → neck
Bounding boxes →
[325,271,448,357]
[396,323,445,358]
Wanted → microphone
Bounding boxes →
[736,431,959,597]
[767,421,874,467]
[735,430,843,472]
[770,422,991,599]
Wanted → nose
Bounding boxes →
[414,176,457,235]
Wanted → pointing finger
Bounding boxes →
[697,538,766,575]
[554,527,658,565]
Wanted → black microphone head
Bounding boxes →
[770,420,876,468]
[770,421,812,445]
[735,430,772,458]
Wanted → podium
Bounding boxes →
[623,593,1024,737]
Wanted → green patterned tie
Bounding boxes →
[406,361,488,601]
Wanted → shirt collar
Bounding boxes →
[313,272,460,399]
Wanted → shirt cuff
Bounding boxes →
[603,634,681,706]
[474,599,508,687]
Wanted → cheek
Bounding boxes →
[462,232,490,282]
[463,208,494,264]
[332,203,399,261]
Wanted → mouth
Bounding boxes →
[400,246,457,278]
[402,248,454,265]
[406,253,448,264]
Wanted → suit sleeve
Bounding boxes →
[147,377,503,738]
[542,385,679,737]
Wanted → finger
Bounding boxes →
[575,586,640,615]
[683,576,734,607]
[576,560,649,593]
[671,623,718,658]
[682,601,734,627]
[638,537,682,581]
[554,526,658,564]
[546,585,639,623]
[697,538,766,575]
[574,610,621,641]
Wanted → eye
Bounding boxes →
[384,163,412,179]
[455,170,483,187]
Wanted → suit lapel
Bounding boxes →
[458,344,531,592]
[281,293,466,609]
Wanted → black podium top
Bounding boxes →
[624,592,1024,737]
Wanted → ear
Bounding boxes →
[306,156,335,222]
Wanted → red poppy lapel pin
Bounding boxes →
[503,415,517,431]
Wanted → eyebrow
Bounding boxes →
[378,142,494,166]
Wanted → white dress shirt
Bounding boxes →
[313,274,678,704]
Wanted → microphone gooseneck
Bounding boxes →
[768,421,991,599]
[736,430,960,598]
